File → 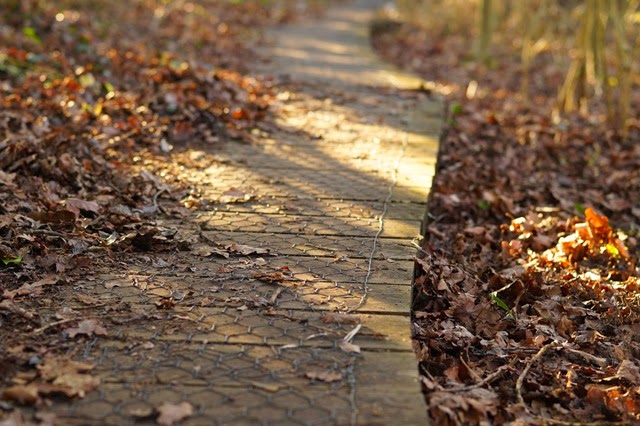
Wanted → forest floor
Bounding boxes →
[372,8,640,426]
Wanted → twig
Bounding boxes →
[563,346,608,367]
[152,187,168,213]
[443,363,513,392]
[24,229,95,243]
[516,341,559,408]
[31,317,77,335]
[343,324,362,343]
[269,287,284,305]
[411,240,431,256]
[24,229,68,238]
[459,357,483,382]
[0,299,40,324]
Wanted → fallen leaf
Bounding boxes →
[28,210,76,224]
[64,198,100,219]
[463,226,486,237]
[339,340,361,354]
[1,255,22,267]
[305,370,343,382]
[250,271,284,283]
[3,275,60,299]
[191,244,229,258]
[76,294,100,305]
[130,228,159,251]
[1,384,40,405]
[218,189,255,204]
[125,405,155,418]
[3,357,100,404]
[614,360,640,383]
[37,358,94,381]
[51,373,100,397]
[250,381,283,393]
[65,319,108,338]
[227,243,269,255]
[156,401,194,426]
[155,298,176,309]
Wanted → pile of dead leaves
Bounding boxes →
[373,11,640,426]
[0,0,278,273]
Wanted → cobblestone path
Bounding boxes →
[41,0,442,424]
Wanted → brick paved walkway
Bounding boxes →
[36,0,442,424]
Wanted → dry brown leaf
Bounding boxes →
[531,234,555,251]
[250,381,283,393]
[0,215,12,230]
[428,388,498,424]
[156,402,194,426]
[250,271,284,284]
[124,405,155,418]
[218,189,254,204]
[27,210,76,224]
[463,226,486,237]
[65,319,108,338]
[37,358,94,381]
[1,384,40,405]
[76,294,100,305]
[227,243,269,255]
[339,340,360,354]
[191,244,229,258]
[305,370,343,382]
[51,373,100,397]
[3,276,61,299]
[64,198,100,219]
[614,360,640,383]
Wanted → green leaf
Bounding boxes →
[22,26,41,44]
[490,292,514,318]
[574,203,585,215]
[450,103,463,115]
[1,256,23,266]
[478,200,490,211]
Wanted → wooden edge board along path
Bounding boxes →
[12,0,444,424]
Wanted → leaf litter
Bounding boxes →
[374,14,640,425]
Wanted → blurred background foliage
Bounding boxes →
[393,0,640,134]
